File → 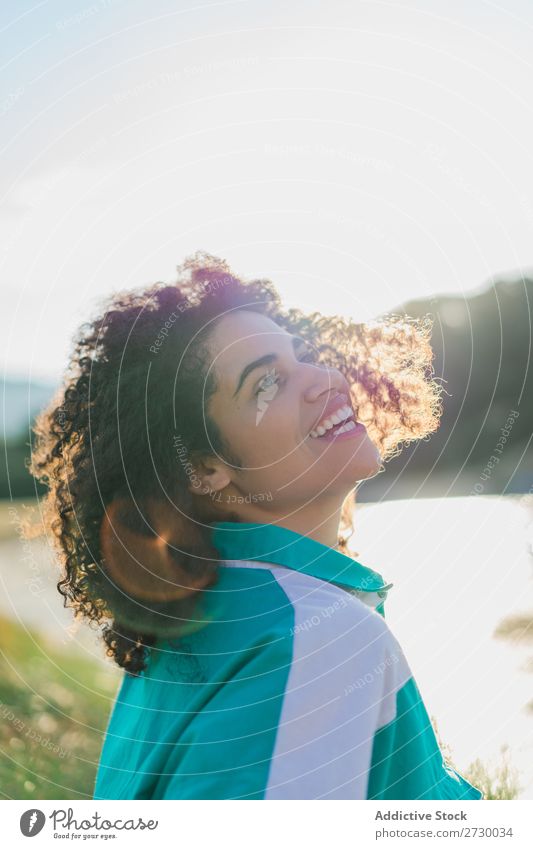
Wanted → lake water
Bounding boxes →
[1,494,532,798]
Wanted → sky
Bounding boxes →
[2,0,533,382]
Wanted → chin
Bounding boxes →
[349,447,382,481]
[355,464,381,483]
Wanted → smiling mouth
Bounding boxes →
[308,404,359,439]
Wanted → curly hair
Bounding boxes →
[30,251,442,675]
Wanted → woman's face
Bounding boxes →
[199,309,382,511]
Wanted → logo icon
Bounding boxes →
[20,809,46,837]
[256,368,279,425]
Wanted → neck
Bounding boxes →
[208,495,354,550]
[269,510,343,549]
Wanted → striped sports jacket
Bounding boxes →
[94,520,483,800]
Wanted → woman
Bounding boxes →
[31,251,482,800]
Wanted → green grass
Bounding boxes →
[1,612,522,800]
[432,715,521,800]
[463,746,521,800]
[0,615,120,800]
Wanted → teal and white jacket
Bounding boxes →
[94,520,483,800]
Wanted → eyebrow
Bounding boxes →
[232,335,308,398]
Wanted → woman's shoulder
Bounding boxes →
[218,558,397,655]
[145,560,398,665]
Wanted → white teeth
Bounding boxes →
[308,406,357,439]
[335,420,357,434]
[324,406,353,429]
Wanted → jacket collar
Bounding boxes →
[209,520,392,598]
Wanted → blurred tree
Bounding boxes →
[0,432,46,499]
[362,276,533,500]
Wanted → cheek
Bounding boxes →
[254,410,303,457]
[224,395,304,464]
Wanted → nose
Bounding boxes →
[302,364,348,406]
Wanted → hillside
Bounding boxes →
[360,275,533,500]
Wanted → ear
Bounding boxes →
[186,456,232,497]
[100,498,214,602]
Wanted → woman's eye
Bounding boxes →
[253,352,319,396]
[254,371,281,396]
